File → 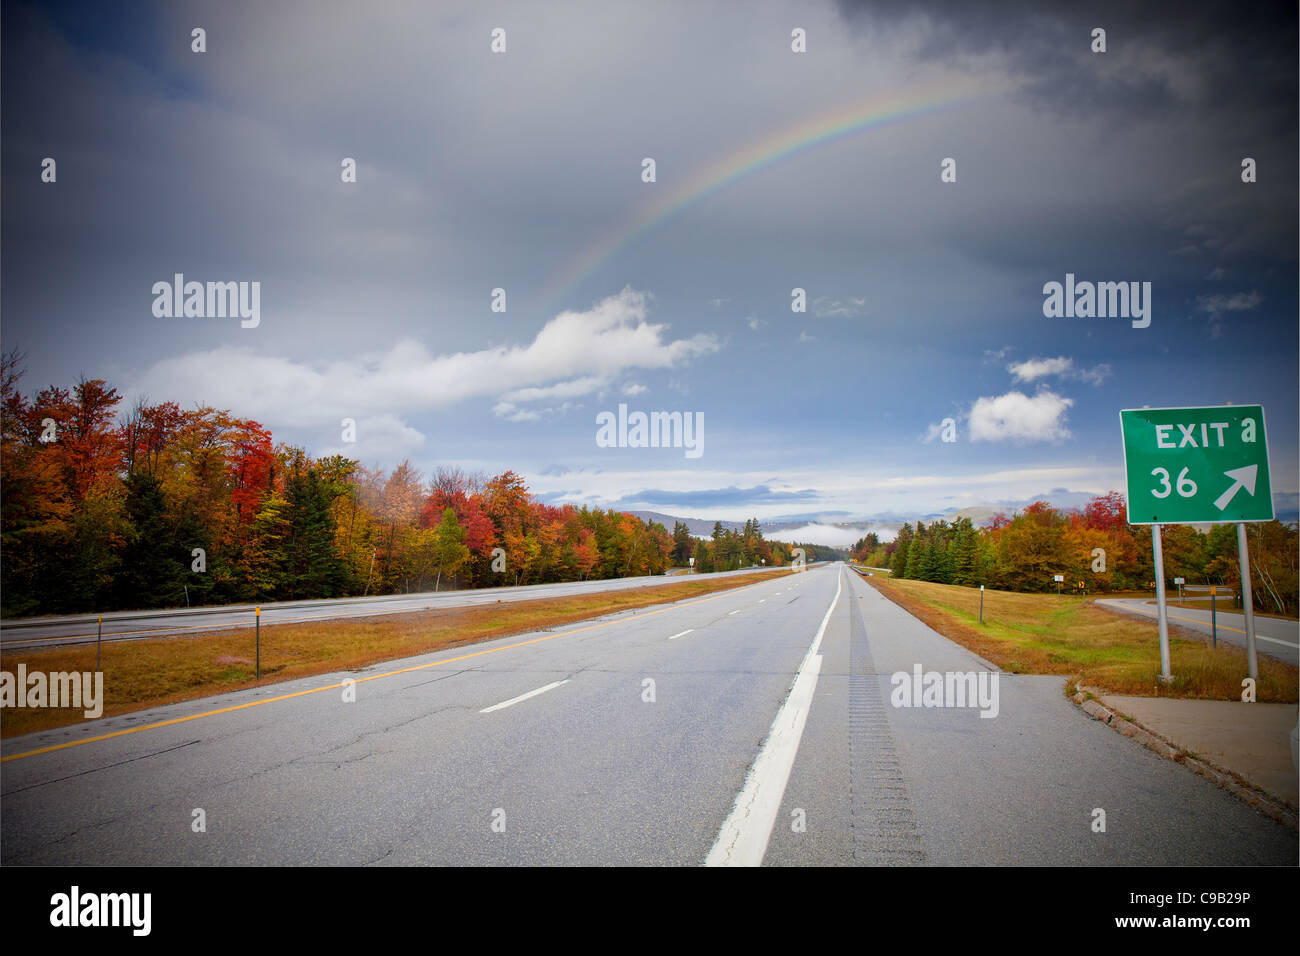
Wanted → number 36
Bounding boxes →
[1151,466,1197,499]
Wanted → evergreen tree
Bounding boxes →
[891,523,913,577]
[693,538,711,573]
[951,518,979,586]
[432,507,471,590]
[905,523,925,579]
[671,520,694,566]
[282,465,345,599]
[113,472,177,609]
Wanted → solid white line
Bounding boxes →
[728,610,741,615]
[705,569,844,867]
[668,629,694,640]
[1257,634,1300,649]
[758,599,766,604]
[479,679,570,713]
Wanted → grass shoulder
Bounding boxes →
[866,575,1297,703]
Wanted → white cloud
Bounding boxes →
[499,376,608,405]
[767,523,878,548]
[622,382,648,396]
[1008,356,1072,382]
[1008,356,1111,387]
[1197,289,1261,339]
[921,420,947,444]
[746,315,765,331]
[1198,290,1262,314]
[812,296,867,318]
[968,390,1073,443]
[128,286,718,429]
[798,330,817,343]
[315,414,427,461]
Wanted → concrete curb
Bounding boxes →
[1067,681,1298,832]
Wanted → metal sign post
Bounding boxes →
[979,584,984,625]
[255,607,261,679]
[1236,523,1258,679]
[1151,525,1172,683]
[96,614,102,671]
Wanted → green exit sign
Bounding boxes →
[1120,405,1273,524]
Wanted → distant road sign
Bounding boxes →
[1053,574,1064,582]
[1120,405,1273,524]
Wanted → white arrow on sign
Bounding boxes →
[1213,464,1258,511]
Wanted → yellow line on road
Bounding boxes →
[2,576,790,763]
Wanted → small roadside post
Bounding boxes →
[1174,577,1184,601]
[1120,404,1273,685]
[979,584,984,624]
[96,614,102,671]
[1054,573,1063,597]
[1210,585,1217,648]
[255,607,261,679]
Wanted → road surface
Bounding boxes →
[3,565,1291,865]
[1097,598,1299,667]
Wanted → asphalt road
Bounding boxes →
[1097,598,1299,667]
[0,563,794,651]
[2,564,1292,865]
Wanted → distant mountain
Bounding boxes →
[629,487,1298,547]
[628,511,900,547]
[627,512,737,536]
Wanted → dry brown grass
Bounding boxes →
[1,570,793,738]
[865,576,1298,702]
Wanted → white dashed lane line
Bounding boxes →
[479,679,570,714]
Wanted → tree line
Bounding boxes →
[850,494,1298,616]
[1,358,822,616]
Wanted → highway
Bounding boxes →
[1097,598,1299,667]
[0,564,794,651]
[2,564,1291,865]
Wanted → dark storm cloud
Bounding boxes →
[836,0,1297,127]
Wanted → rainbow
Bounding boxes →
[538,78,996,310]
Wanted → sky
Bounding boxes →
[3,0,1296,532]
